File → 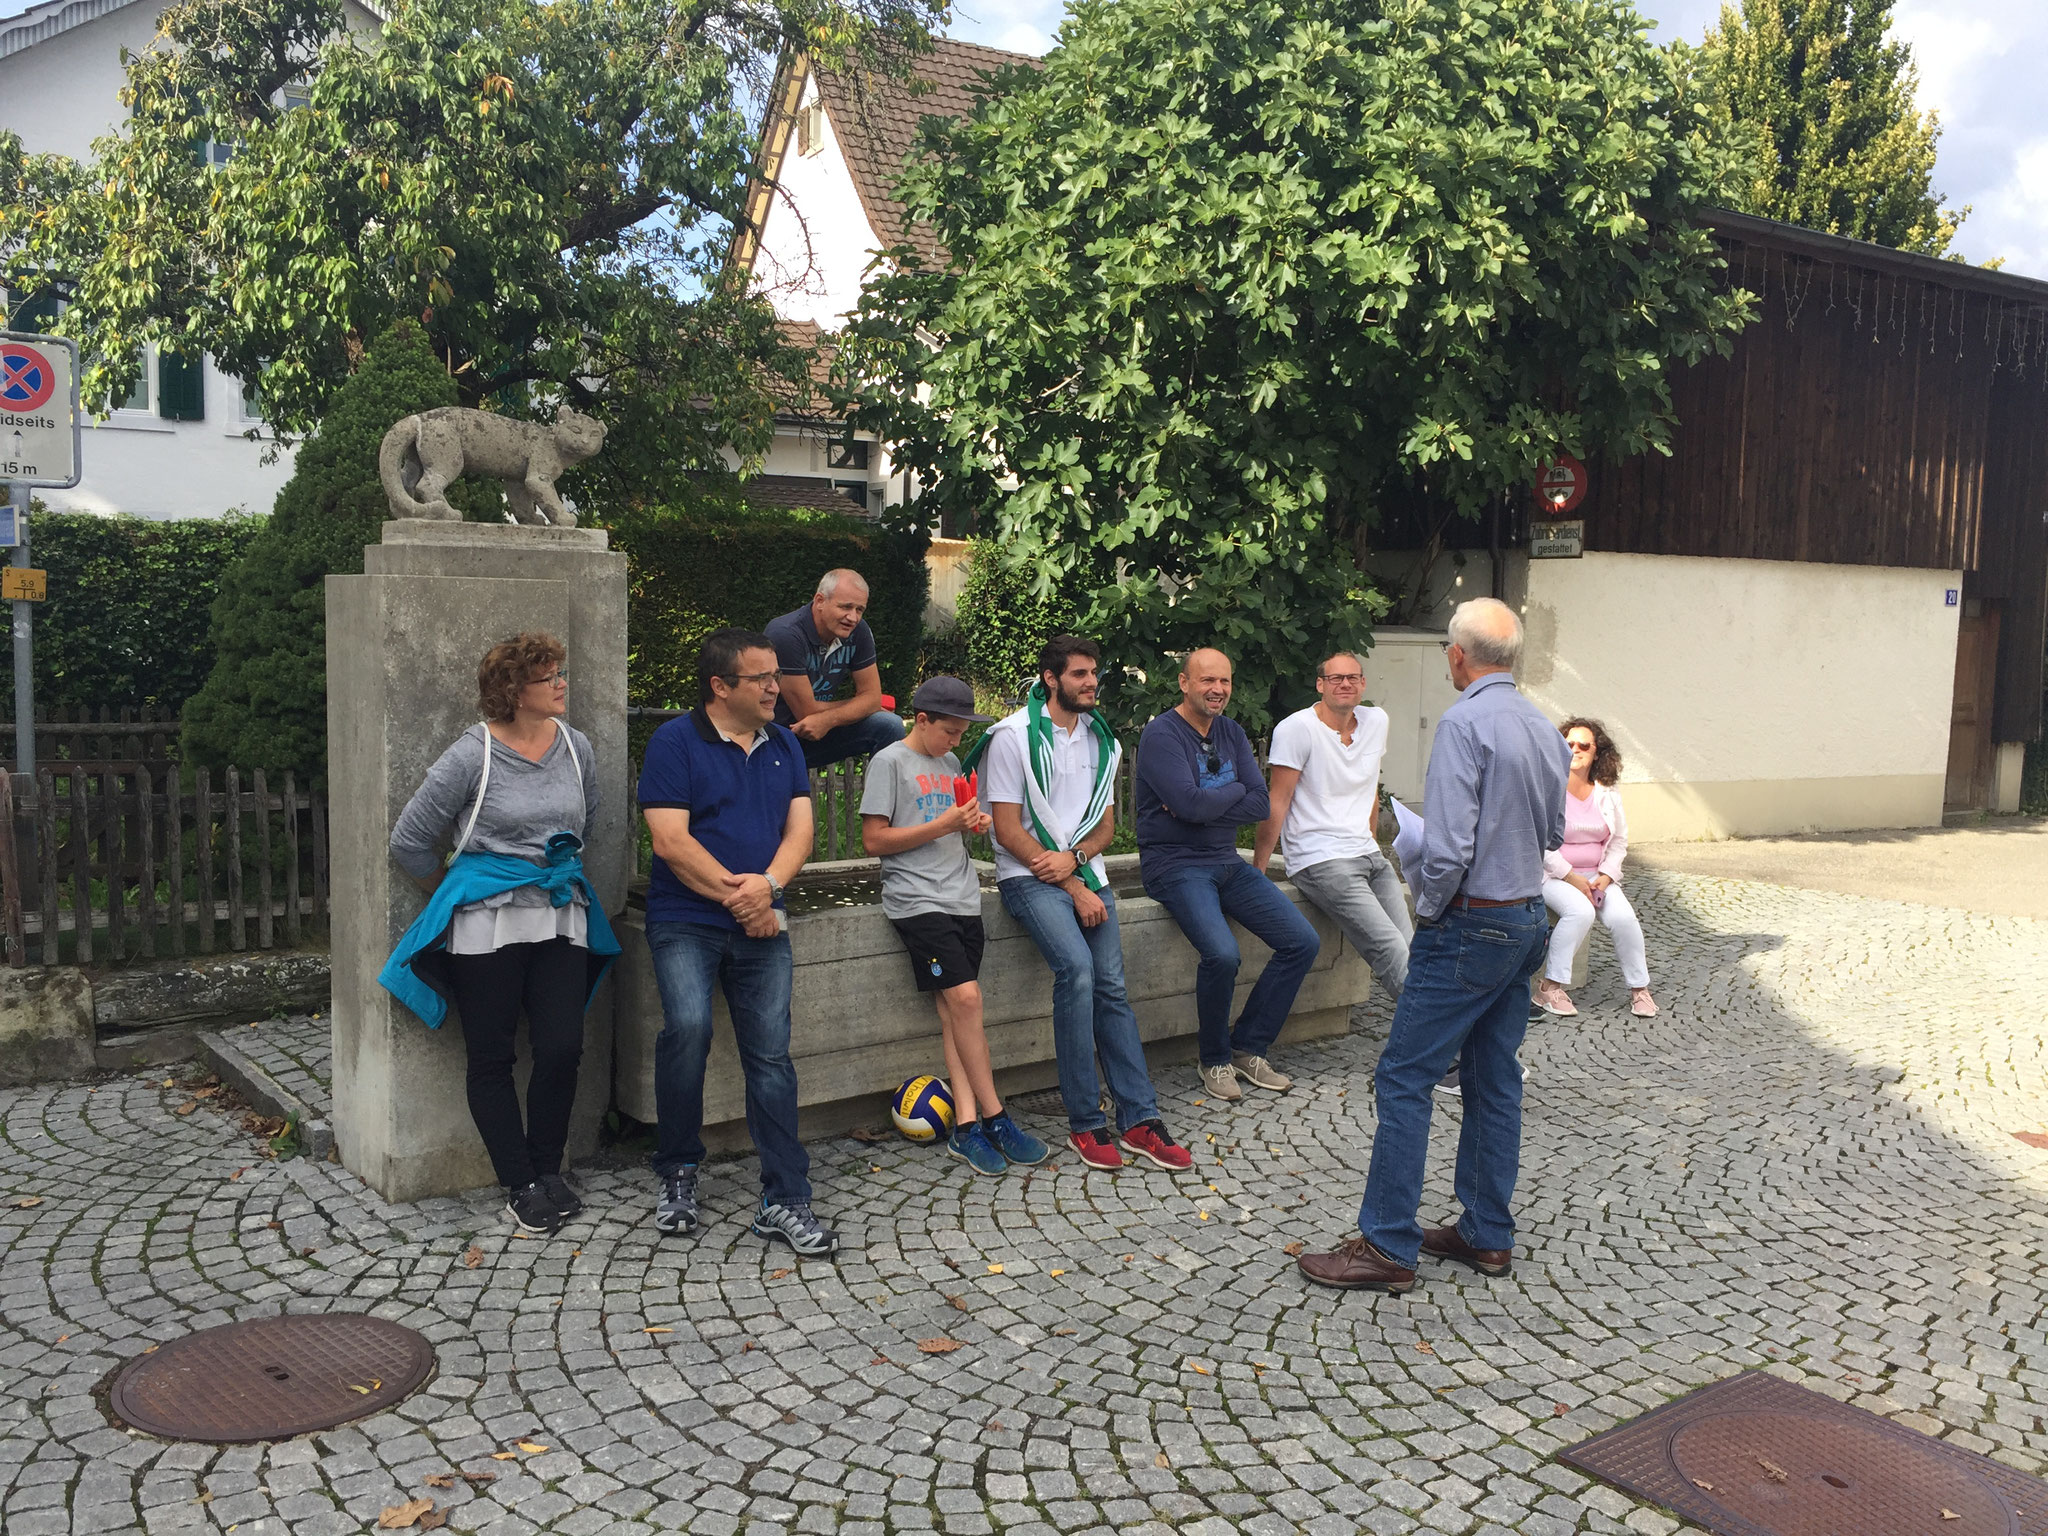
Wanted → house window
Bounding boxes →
[240,373,263,421]
[280,84,312,112]
[796,101,826,157]
[826,439,870,470]
[120,349,152,412]
[832,479,873,512]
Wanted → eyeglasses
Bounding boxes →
[1568,740,1596,752]
[528,670,568,687]
[1319,672,1364,684]
[723,670,780,689]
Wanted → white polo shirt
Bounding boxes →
[982,716,1112,886]
[1268,703,1390,874]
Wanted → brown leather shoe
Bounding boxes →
[1297,1236,1417,1292]
[1420,1224,1512,1277]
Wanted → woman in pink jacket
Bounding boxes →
[1535,718,1657,1019]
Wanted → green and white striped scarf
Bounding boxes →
[962,681,1122,892]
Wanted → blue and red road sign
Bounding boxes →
[0,342,57,414]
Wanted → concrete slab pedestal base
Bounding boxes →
[326,522,627,1202]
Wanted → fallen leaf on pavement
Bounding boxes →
[55,1334,69,1344]
[1049,1270,1066,1278]
[1282,1242,1304,1256]
[986,1263,1004,1274]
[418,1511,447,1530]
[267,1221,282,1231]
[781,1411,796,1424]
[918,1338,964,1354]
[1197,1211,1210,1221]
[463,1246,483,1269]
[516,1442,549,1454]
[1053,1329,1076,1336]
[1414,1342,1434,1354]
[643,1327,672,1334]
[16,1197,44,1208]
[1758,1458,1788,1483]
[741,1340,756,1352]
[1187,1363,1211,1375]
[176,1101,198,1115]
[1553,1403,1568,1417]
[849,1127,889,1143]
[1156,1452,1171,1467]
[196,1491,213,1504]
[459,1472,496,1484]
[871,1355,890,1365]
[489,1452,517,1461]
[1692,1479,1714,1491]
[770,1268,791,1280]
[348,1385,369,1395]
[422,1475,455,1489]
[378,1499,434,1529]
[1942,1510,1961,1521]
[946,1295,966,1311]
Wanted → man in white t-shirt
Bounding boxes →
[1252,650,1412,1000]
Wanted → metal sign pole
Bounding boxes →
[10,480,31,778]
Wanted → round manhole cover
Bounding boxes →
[1671,1410,2019,1536]
[110,1316,435,1443]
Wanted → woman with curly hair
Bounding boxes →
[382,631,619,1236]
[1535,717,1657,1019]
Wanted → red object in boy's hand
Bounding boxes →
[953,775,970,805]
[968,770,979,803]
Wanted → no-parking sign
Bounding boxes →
[0,332,82,488]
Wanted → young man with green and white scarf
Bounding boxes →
[971,635,1194,1172]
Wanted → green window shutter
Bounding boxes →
[157,352,205,421]
[8,288,63,333]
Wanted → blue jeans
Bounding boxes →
[998,877,1160,1135]
[1358,898,1548,1266]
[798,709,905,770]
[1142,857,1321,1067]
[645,921,809,1205]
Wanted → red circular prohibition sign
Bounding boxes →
[0,343,57,413]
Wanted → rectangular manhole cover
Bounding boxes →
[1560,1370,2048,1536]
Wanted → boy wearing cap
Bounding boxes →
[860,677,1051,1174]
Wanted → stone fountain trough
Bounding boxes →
[612,853,1377,1143]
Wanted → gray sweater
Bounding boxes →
[390,724,601,903]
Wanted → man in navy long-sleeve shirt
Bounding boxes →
[1136,648,1320,1101]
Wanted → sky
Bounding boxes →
[945,0,2048,280]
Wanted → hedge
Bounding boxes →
[954,537,1087,698]
[607,494,929,716]
[0,509,264,714]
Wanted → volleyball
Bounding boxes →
[890,1076,955,1143]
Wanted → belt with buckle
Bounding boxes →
[1449,895,1528,909]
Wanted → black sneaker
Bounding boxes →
[539,1173,583,1221]
[505,1182,561,1235]
[655,1166,699,1236]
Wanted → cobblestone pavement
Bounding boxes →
[2,869,2045,1536]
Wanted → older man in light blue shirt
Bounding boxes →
[1300,597,1569,1293]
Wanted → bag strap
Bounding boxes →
[557,719,586,831]
[451,723,492,857]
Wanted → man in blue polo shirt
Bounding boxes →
[766,568,907,769]
[636,627,835,1257]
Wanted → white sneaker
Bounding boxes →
[1232,1054,1293,1092]
[1201,1063,1242,1101]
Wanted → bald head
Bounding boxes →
[1177,647,1234,725]
[1446,597,1522,683]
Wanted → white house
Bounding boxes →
[0,0,383,519]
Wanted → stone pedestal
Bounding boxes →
[326,522,628,1202]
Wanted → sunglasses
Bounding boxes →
[1202,739,1222,776]
[1568,740,1596,752]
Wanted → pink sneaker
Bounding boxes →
[1532,978,1577,1017]
[1630,988,1658,1018]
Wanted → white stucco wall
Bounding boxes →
[751,77,886,328]
[1512,551,1961,840]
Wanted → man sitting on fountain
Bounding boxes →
[966,635,1194,1174]
[860,675,1050,1175]
[766,568,908,770]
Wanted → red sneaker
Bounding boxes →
[1118,1119,1193,1171]
[1068,1129,1123,1169]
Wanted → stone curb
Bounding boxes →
[194,1030,335,1163]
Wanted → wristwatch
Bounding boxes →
[765,874,785,903]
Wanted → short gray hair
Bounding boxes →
[1447,598,1522,671]
[1317,650,1363,678]
[816,568,869,598]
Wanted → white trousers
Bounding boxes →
[1542,878,1650,989]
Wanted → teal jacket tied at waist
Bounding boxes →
[378,833,622,1029]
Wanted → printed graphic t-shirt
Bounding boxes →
[766,605,879,725]
[858,741,984,919]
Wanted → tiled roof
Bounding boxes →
[693,472,870,518]
[0,0,386,57]
[813,38,1040,267]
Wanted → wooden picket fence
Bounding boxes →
[2,705,183,774]
[0,764,328,968]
